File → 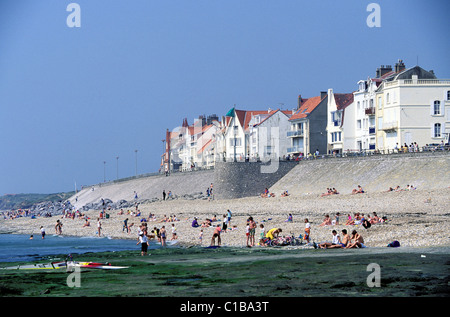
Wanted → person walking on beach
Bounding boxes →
[55,220,63,235]
[304,219,310,243]
[136,232,149,256]
[123,218,129,233]
[222,214,228,232]
[97,218,102,237]
[171,223,177,240]
[160,226,167,247]
[227,209,232,226]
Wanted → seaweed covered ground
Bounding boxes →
[1,246,449,300]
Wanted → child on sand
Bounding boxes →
[304,219,310,243]
[259,224,266,246]
[199,229,203,244]
[171,223,177,240]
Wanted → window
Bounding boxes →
[264,146,273,156]
[434,101,441,115]
[447,91,450,101]
[386,93,390,104]
[357,120,362,130]
[434,123,441,138]
[229,138,241,146]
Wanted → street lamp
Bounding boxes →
[116,156,119,180]
[103,161,106,182]
[134,150,138,176]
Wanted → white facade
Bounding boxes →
[376,73,450,151]
[326,88,355,154]
[248,110,291,160]
[352,79,378,151]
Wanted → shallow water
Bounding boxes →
[0,233,151,262]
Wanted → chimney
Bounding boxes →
[376,64,393,78]
[298,95,303,109]
[395,59,405,73]
[320,91,327,99]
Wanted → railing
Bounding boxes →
[287,130,304,137]
[365,107,375,115]
[287,146,304,153]
[384,79,450,88]
[381,121,398,131]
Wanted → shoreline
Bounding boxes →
[1,188,449,251]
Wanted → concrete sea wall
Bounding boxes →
[69,152,449,209]
[269,152,450,196]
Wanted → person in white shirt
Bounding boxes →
[171,223,177,240]
[318,230,344,249]
[136,233,148,256]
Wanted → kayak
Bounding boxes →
[72,262,129,270]
[1,261,129,270]
[1,261,67,270]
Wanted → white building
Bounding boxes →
[248,109,292,160]
[352,77,382,151]
[221,107,292,161]
[326,89,355,154]
[375,65,450,151]
[163,115,221,172]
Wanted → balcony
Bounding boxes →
[381,121,398,132]
[365,107,375,115]
[287,130,304,137]
[287,146,304,153]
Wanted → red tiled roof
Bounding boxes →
[289,95,324,121]
[334,93,354,110]
[232,109,272,131]
[250,109,283,127]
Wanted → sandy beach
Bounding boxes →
[1,188,449,249]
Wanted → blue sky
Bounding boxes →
[0,0,449,194]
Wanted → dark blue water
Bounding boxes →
[0,234,144,263]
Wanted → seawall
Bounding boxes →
[69,152,449,209]
[70,169,215,210]
[213,160,298,200]
[269,152,450,196]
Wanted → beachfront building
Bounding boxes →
[287,92,328,157]
[352,74,387,152]
[163,115,221,172]
[247,109,292,161]
[374,64,450,151]
[221,107,292,161]
[325,89,355,154]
